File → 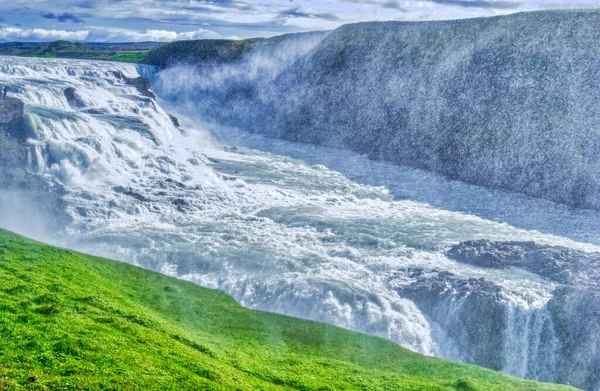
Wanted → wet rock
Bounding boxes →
[109,70,124,80]
[446,240,600,285]
[168,113,180,128]
[392,265,600,390]
[125,77,155,100]
[546,288,600,391]
[159,12,600,210]
[446,240,524,269]
[113,186,150,202]
[0,97,25,141]
[0,98,33,187]
[173,198,189,212]
[157,178,186,190]
[81,107,109,115]
[396,272,506,370]
[110,71,156,99]
[63,87,85,108]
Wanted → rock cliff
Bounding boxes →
[150,10,600,210]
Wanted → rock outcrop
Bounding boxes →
[0,98,27,176]
[110,71,156,99]
[446,240,600,285]
[0,98,25,141]
[0,98,47,192]
[64,87,85,108]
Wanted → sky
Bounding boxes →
[0,0,599,42]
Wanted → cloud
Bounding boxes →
[0,26,221,43]
[279,8,341,21]
[0,27,88,42]
[86,27,222,42]
[427,0,523,9]
[75,1,96,9]
[41,12,85,23]
[1,0,598,40]
[381,0,409,11]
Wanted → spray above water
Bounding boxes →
[1,56,599,390]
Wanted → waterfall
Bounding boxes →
[1,55,599,390]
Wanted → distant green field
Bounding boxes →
[17,51,149,63]
[105,51,149,63]
[0,230,579,390]
[0,40,156,64]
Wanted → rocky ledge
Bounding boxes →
[0,97,49,192]
[446,239,600,285]
[0,98,25,139]
[110,71,156,100]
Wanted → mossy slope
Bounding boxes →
[0,230,579,390]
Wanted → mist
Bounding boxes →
[0,190,56,242]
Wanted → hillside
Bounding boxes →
[145,31,328,68]
[0,229,579,390]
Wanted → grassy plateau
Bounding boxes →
[0,229,580,390]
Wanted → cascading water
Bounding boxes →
[1,56,599,390]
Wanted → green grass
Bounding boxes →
[0,41,153,64]
[0,230,579,390]
[106,52,148,63]
[6,51,148,63]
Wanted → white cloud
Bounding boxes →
[0,27,88,42]
[175,29,222,40]
[86,28,222,42]
[0,27,221,43]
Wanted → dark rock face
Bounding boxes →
[168,113,180,128]
[392,269,600,391]
[0,98,65,215]
[547,288,600,391]
[110,71,156,99]
[63,87,85,108]
[395,272,507,370]
[125,76,155,100]
[0,98,28,185]
[446,240,600,285]
[0,98,25,141]
[447,240,525,269]
[112,186,151,202]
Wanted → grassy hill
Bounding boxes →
[0,229,579,390]
[144,31,328,68]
